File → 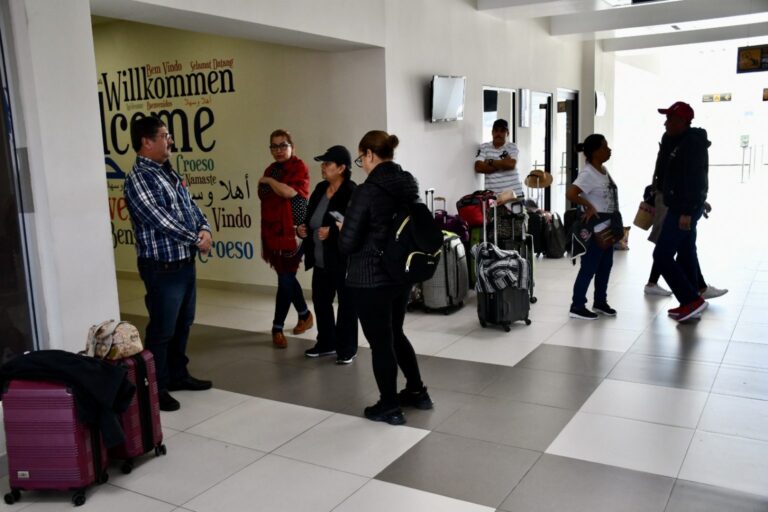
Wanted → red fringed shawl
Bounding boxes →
[259,156,309,262]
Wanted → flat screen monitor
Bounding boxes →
[431,75,466,122]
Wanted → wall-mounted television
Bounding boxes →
[430,75,466,122]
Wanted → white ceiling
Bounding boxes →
[477,0,768,52]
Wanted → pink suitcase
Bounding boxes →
[2,380,108,507]
[109,350,166,473]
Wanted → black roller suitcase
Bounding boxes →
[476,200,531,331]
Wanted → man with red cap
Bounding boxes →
[652,101,711,322]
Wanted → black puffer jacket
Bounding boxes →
[656,127,710,215]
[339,161,419,288]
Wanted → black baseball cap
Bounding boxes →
[492,119,509,131]
[313,145,351,169]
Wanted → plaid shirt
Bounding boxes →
[124,156,210,262]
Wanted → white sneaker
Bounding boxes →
[644,283,673,296]
[701,285,728,299]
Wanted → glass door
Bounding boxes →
[0,24,37,361]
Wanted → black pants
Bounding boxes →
[311,266,358,359]
[273,272,309,331]
[353,285,425,409]
[649,262,706,290]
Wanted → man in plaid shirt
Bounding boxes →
[124,116,213,412]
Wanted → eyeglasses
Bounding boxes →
[354,156,363,168]
[269,143,291,151]
[155,132,173,142]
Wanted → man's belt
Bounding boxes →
[138,256,195,271]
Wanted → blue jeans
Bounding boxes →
[273,272,309,331]
[653,209,702,305]
[571,239,614,309]
[137,258,196,391]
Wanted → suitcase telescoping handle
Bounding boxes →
[481,195,498,246]
[435,196,447,211]
[425,188,435,214]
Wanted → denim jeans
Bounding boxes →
[311,266,358,358]
[571,238,614,309]
[137,258,196,391]
[273,272,309,331]
[353,285,424,409]
[653,209,703,304]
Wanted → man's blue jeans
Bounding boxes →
[653,209,703,305]
[137,258,196,391]
[571,238,614,309]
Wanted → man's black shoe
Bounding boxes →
[168,375,213,391]
[398,387,434,410]
[159,390,180,412]
[364,401,406,425]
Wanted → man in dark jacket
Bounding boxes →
[652,101,710,322]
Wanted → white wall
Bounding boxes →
[382,0,585,204]
[6,0,120,352]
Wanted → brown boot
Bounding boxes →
[272,331,287,349]
[292,311,314,335]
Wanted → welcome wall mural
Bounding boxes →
[99,39,260,282]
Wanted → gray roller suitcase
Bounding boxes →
[422,189,469,312]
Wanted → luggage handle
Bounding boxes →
[434,196,447,211]
[425,188,435,214]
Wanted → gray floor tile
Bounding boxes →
[712,366,768,401]
[376,432,540,509]
[722,341,768,370]
[500,454,673,512]
[628,332,728,364]
[515,345,622,378]
[608,353,720,391]
[435,396,575,451]
[419,356,508,394]
[665,480,768,512]
[480,366,602,410]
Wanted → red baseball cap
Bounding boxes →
[658,101,694,123]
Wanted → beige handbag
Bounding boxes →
[86,320,143,360]
[633,201,655,231]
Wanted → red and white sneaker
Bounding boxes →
[674,297,708,322]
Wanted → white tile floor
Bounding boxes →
[10,169,767,509]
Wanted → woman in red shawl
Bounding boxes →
[259,129,312,348]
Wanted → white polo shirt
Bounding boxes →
[475,141,523,196]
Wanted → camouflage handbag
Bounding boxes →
[85,320,143,360]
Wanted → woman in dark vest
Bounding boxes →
[297,145,358,364]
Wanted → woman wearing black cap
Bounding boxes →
[297,146,359,363]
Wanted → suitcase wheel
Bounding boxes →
[503,324,511,332]
[121,460,134,474]
[530,296,538,304]
[96,471,109,485]
[525,319,532,326]
[72,490,86,507]
[479,320,487,328]
[4,489,20,505]
[155,443,168,456]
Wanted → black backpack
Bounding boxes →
[544,213,567,258]
[381,201,444,284]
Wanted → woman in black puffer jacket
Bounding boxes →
[339,130,432,426]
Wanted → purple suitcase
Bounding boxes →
[109,350,166,473]
[2,380,108,507]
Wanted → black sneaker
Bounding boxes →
[398,387,434,410]
[159,390,180,412]
[335,354,357,365]
[304,346,336,358]
[364,402,406,425]
[569,307,598,320]
[593,303,617,317]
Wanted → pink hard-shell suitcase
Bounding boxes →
[2,380,108,507]
[109,350,166,473]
